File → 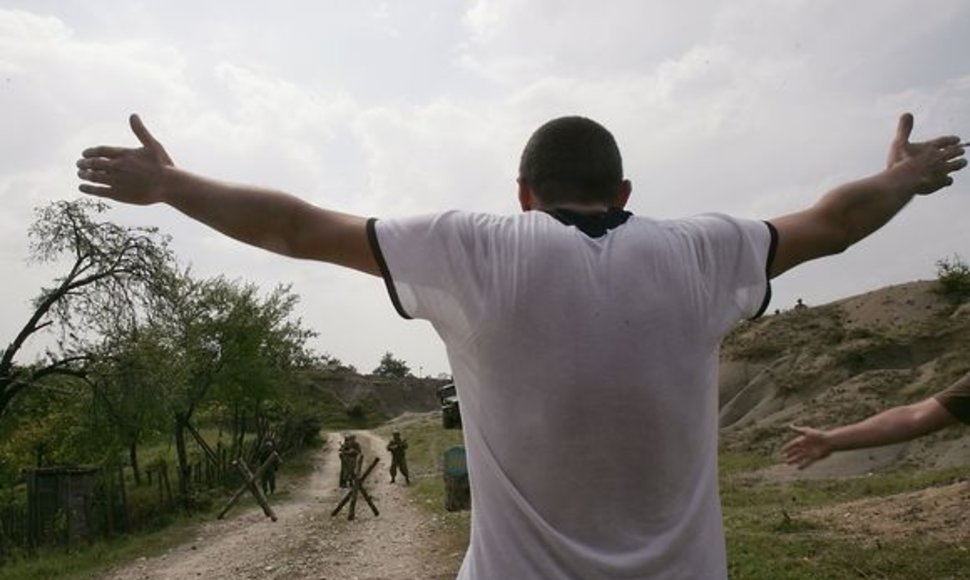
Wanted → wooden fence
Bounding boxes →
[0,450,237,563]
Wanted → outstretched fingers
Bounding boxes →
[78,183,113,197]
[129,114,173,165]
[926,135,963,149]
[895,112,914,144]
[781,425,818,467]
[76,157,113,171]
[931,144,967,185]
[129,114,156,149]
[81,145,132,159]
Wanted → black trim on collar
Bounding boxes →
[751,221,779,320]
[366,218,412,320]
[541,207,633,238]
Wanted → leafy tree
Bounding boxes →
[372,351,411,378]
[312,352,357,374]
[147,272,314,503]
[0,199,172,419]
[209,282,315,463]
[83,326,171,484]
[0,375,90,484]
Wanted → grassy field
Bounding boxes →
[721,452,970,579]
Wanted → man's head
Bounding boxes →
[518,116,630,210]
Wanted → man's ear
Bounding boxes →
[518,178,536,211]
[613,179,632,208]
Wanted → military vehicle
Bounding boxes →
[437,383,461,429]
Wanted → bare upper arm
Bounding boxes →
[767,206,849,279]
[289,204,380,276]
[907,398,959,434]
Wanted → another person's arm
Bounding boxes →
[768,113,965,278]
[77,114,378,275]
[781,398,957,470]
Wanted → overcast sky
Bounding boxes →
[2,1,969,377]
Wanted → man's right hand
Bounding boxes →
[77,114,174,205]
[781,425,832,470]
[885,112,966,195]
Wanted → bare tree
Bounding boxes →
[0,199,173,418]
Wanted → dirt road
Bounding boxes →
[103,431,461,580]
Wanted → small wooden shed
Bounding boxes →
[25,466,101,548]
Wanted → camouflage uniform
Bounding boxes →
[339,434,362,488]
[259,440,278,495]
[386,432,410,485]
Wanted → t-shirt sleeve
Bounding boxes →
[933,373,970,425]
[367,211,481,323]
[678,214,776,321]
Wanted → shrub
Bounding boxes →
[935,254,970,300]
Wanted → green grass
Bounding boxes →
[0,512,210,580]
[721,453,970,579]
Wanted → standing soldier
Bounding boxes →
[259,439,279,495]
[339,434,362,488]
[387,431,410,485]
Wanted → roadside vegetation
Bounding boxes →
[0,200,420,577]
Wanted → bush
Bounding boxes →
[935,254,970,300]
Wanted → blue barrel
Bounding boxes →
[443,446,467,478]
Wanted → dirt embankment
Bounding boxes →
[102,431,461,580]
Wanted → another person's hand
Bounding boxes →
[781,424,832,470]
[77,114,174,205]
[885,113,966,195]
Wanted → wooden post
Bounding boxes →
[161,462,172,507]
[117,462,129,533]
[331,457,380,520]
[184,422,220,468]
[216,453,280,521]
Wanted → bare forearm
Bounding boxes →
[769,168,918,277]
[812,168,915,253]
[159,167,377,274]
[163,168,308,253]
[825,401,950,452]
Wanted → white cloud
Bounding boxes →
[2,1,969,375]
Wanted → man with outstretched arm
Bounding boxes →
[77,113,964,579]
[783,371,970,470]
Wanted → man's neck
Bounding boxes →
[534,202,611,214]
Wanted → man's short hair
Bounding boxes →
[518,116,624,205]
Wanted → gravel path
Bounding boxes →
[102,431,460,580]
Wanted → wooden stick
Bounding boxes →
[216,453,280,521]
[331,457,380,519]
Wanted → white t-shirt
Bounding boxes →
[370,209,773,579]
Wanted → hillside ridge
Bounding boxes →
[719,278,970,476]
